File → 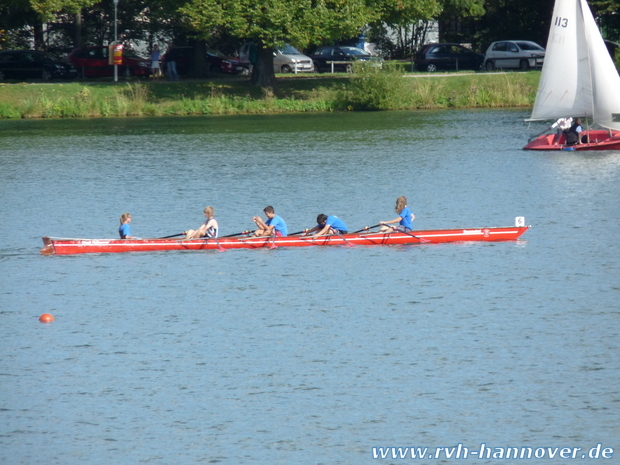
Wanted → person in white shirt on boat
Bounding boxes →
[551,117,572,145]
[185,206,218,239]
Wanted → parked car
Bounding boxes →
[415,43,485,72]
[68,46,150,78]
[273,44,314,73]
[238,42,313,74]
[0,50,77,81]
[310,45,381,73]
[484,40,545,71]
[162,46,245,76]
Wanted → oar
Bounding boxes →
[332,230,354,247]
[394,229,430,243]
[160,232,186,239]
[222,230,251,237]
[268,233,278,250]
[213,237,226,252]
[289,229,309,236]
[198,235,226,251]
[352,224,381,234]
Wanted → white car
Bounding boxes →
[484,40,545,71]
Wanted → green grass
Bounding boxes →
[0,70,540,119]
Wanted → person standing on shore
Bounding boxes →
[151,44,161,79]
[166,42,178,81]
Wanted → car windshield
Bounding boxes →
[516,42,544,51]
[340,47,369,56]
[279,44,302,55]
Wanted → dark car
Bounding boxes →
[162,46,245,76]
[415,43,484,72]
[310,45,381,73]
[0,50,77,81]
[68,46,150,78]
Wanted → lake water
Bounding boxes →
[1,110,619,465]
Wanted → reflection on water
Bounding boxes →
[1,110,619,465]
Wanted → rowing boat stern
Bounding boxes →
[40,237,56,255]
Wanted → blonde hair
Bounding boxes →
[203,206,214,218]
[395,196,407,214]
[119,212,131,224]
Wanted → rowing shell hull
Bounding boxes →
[523,130,620,150]
[41,226,529,255]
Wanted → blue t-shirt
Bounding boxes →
[324,215,348,232]
[399,206,414,230]
[267,215,288,236]
[119,223,131,239]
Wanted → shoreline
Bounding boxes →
[0,71,539,120]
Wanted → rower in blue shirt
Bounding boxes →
[252,205,288,237]
[379,196,415,232]
[304,213,348,237]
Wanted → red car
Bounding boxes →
[68,46,151,78]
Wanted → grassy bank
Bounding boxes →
[0,68,539,119]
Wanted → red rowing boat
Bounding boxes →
[40,223,530,255]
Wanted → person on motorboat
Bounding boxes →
[185,206,218,239]
[304,214,348,237]
[252,205,288,237]
[564,118,584,145]
[378,196,415,232]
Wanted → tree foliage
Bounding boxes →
[181,0,375,86]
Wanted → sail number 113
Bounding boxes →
[554,16,569,28]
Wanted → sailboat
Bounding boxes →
[523,0,620,150]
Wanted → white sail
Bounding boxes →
[582,0,620,130]
[529,0,620,130]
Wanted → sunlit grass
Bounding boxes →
[0,71,540,119]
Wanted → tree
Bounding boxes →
[589,0,620,41]
[473,0,554,50]
[367,0,442,58]
[0,0,97,49]
[181,0,375,87]
[438,0,484,45]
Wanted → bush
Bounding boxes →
[338,61,408,111]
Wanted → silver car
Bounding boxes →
[239,43,314,74]
[484,40,545,71]
[273,44,314,73]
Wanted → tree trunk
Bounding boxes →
[75,11,82,49]
[33,22,45,50]
[250,46,276,88]
[189,39,209,78]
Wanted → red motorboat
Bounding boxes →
[41,223,530,255]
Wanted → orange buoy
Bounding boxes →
[39,313,54,323]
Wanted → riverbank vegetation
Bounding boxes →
[0,69,539,120]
